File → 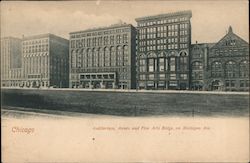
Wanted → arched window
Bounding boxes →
[87,49,93,67]
[239,60,249,78]
[225,61,237,78]
[99,48,104,67]
[191,61,203,80]
[180,51,188,70]
[71,50,77,68]
[82,49,87,68]
[104,47,110,67]
[211,61,222,77]
[117,46,123,66]
[110,47,116,66]
[77,49,81,68]
[93,48,99,67]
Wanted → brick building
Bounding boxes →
[69,23,137,89]
[205,26,249,91]
[22,34,69,88]
[136,10,192,90]
[1,37,22,87]
[190,42,215,90]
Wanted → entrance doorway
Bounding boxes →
[211,80,223,91]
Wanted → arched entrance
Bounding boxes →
[211,80,223,91]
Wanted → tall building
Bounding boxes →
[22,34,69,88]
[69,23,137,89]
[136,10,192,90]
[1,37,22,87]
[205,26,249,91]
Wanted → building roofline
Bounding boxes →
[69,23,134,35]
[1,36,22,40]
[22,33,68,42]
[135,10,192,22]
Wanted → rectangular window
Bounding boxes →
[231,80,236,87]
[240,80,245,87]
[148,59,154,72]
[148,74,154,80]
[170,74,176,80]
[159,74,165,80]
[159,58,165,72]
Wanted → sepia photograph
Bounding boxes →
[1,0,249,162]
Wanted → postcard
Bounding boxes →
[1,0,249,162]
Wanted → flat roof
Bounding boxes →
[70,23,134,35]
[135,10,192,22]
[22,33,68,42]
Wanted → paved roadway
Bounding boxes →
[2,87,249,95]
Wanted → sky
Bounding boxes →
[1,0,249,44]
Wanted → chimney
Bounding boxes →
[195,41,198,44]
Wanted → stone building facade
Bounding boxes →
[1,37,22,87]
[69,23,137,89]
[136,10,192,90]
[204,26,249,91]
[190,42,215,90]
[22,34,69,88]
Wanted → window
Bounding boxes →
[122,34,128,43]
[139,59,146,72]
[211,61,222,77]
[159,58,165,72]
[180,56,188,70]
[170,57,176,71]
[240,80,245,87]
[104,47,110,67]
[148,74,154,80]
[117,46,123,66]
[71,50,77,68]
[99,48,104,67]
[170,74,176,80]
[159,74,165,80]
[225,61,237,78]
[110,47,116,66]
[180,74,188,80]
[87,49,93,67]
[140,74,146,80]
[239,60,249,78]
[192,62,202,70]
[116,35,121,44]
[93,49,99,67]
[123,46,129,66]
[148,58,154,72]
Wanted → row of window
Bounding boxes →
[71,28,130,39]
[71,46,129,68]
[138,17,189,27]
[139,73,188,80]
[23,39,49,45]
[138,30,189,40]
[71,34,129,48]
[211,61,249,78]
[139,57,188,73]
[225,80,249,88]
[23,44,49,53]
[139,43,187,52]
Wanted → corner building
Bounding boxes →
[136,10,192,90]
[205,27,249,91]
[69,24,137,89]
[22,34,69,88]
[1,37,22,87]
